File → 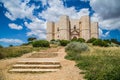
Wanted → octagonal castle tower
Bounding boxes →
[47,15,98,41]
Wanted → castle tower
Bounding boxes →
[58,15,70,40]
[91,22,99,38]
[46,22,55,41]
[80,16,91,41]
[54,22,60,40]
[46,15,98,41]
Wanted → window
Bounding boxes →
[57,27,59,31]
[74,25,76,30]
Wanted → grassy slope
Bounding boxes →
[66,44,120,80]
[0,45,47,59]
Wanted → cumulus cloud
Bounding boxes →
[1,0,36,20]
[39,0,90,22]
[99,28,110,38]
[24,17,46,39]
[8,23,23,30]
[0,38,24,44]
[1,0,90,40]
[90,0,120,31]
[27,0,90,39]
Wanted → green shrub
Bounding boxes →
[0,53,4,59]
[59,40,70,46]
[65,42,89,60]
[0,45,3,48]
[111,39,120,45]
[65,42,88,53]
[92,39,108,47]
[87,38,97,43]
[51,39,55,41]
[77,38,85,42]
[50,39,60,45]
[76,49,120,80]
[32,40,50,47]
[104,39,111,44]
[71,37,78,41]
[108,42,119,47]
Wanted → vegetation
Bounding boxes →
[9,45,13,47]
[0,71,5,80]
[50,39,60,45]
[77,38,85,42]
[92,39,109,47]
[111,39,120,45]
[59,40,70,46]
[71,38,85,42]
[32,40,50,47]
[65,42,89,60]
[27,37,37,42]
[0,46,46,59]
[87,38,120,47]
[87,37,97,43]
[65,42,120,80]
[0,45,3,48]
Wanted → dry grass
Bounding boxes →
[66,45,120,80]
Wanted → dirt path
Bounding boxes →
[0,47,84,80]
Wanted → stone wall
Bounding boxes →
[91,22,99,38]
[80,16,90,41]
[46,22,54,41]
[47,15,99,41]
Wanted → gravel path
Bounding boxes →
[1,47,84,80]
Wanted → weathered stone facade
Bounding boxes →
[47,15,99,41]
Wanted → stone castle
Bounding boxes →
[47,15,98,41]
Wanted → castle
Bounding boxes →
[47,15,98,41]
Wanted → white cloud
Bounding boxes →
[90,0,120,31]
[1,0,90,40]
[99,28,110,38]
[1,0,36,20]
[39,0,90,22]
[27,0,90,39]
[8,23,23,30]
[0,38,24,44]
[24,17,46,39]
[80,0,90,2]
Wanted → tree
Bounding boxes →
[27,37,37,42]
[0,45,3,48]
[9,45,13,47]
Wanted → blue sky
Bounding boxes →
[0,0,120,47]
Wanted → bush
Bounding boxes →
[71,37,78,41]
[92,39,108,47]
[51,39,55,41]
[111,39,120,45]
[0,45,3,48]
[65,42,89,60]
[59,40,70,46]
[77,38,85,42]
[65,42,89,53]
[104,39,111,44]
[87,38,97,43]
[0,53,4,59]
[108,42,119,47]
[50,39,60,45]
[32,40,50,47]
